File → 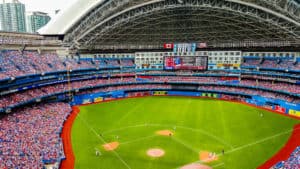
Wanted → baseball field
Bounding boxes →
[71,96,299,169]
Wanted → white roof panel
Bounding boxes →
[38,0,105,35]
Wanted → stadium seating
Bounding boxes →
[272,147,300,169]
[1,75,300,109]
[240,80,300,94]
[0,102,71,169]
[0,50,299,168]
[242,58,300,70]
[242,59,261,67]
[120,59,135,67]
[0,51,136,80]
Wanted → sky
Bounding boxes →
[19,0,76,18]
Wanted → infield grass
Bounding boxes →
[71,96,299,169]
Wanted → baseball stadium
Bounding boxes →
[0,0,300,169]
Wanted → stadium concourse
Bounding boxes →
[1,0,300,168]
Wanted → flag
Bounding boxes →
[191,43,197,52]
[164,43,174,49]
[198,43,207,48]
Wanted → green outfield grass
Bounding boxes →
[71,96,299,169]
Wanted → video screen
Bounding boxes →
[164,56,207,70]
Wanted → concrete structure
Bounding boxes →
[0,0,26,32]
[26,11,50,33]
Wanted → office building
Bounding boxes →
[0,0,26,32]
[26,11,50,33]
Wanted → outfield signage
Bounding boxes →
[153,91,168,96]
[289,109,300,117]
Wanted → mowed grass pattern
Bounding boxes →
[71,96,299,169]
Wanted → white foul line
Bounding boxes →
[121,135,157,145]
[77,114,132,169]
[171,136,199,154]
[226,129,294,154]
[191,127,298,164]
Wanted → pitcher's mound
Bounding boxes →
[181,163,212,169]
[147,148,165,157]
[102,141,119,151]
[156,130,174,136]
[199,151,218,163]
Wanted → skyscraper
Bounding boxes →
[0,0,26,32]
[26,11,50,33]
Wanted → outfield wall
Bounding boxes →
[71,90,300,118]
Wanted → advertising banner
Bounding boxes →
[153,91,167,95]
[289,109,300,117]
[274,105,286,113]
[104,97,115,101]
[82,99,92,104]
[94,97,103,103]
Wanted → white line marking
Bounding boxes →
[121,135,157,145]
[113,99,147,125]
[77,114,132,169]
[171,136,199,154]
[102,123,234,149]
[226,129,294,154]
[102,124,146,134]
[212,162,225,168]
[191,128,299,164]
[171,125,234,149]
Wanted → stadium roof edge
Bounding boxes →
[39,0,300,36]
[38,0,106,35]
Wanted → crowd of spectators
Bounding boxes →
[77,83,299,104]
[242,59,261,67]
[0,77,136,109]
[0,51,67,79]
[272,146,300,169]
[242,58,300,70]
[105,59,120,67]
[148,76,300,95]
[240,80,300,94]
[0,102,72,168]
[120,59,135,67]
[0,50,299,110]
[221,94,246,101]
[0,50,135,80]
[1,50,300,83]
[1,76,300,109]
[281,60,300,69]
[197,85,298,103]
[262,60,281,69]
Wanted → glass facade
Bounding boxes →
[26,12,50,33]
[0,0,26,32]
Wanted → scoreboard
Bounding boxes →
[164,56,207,70]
